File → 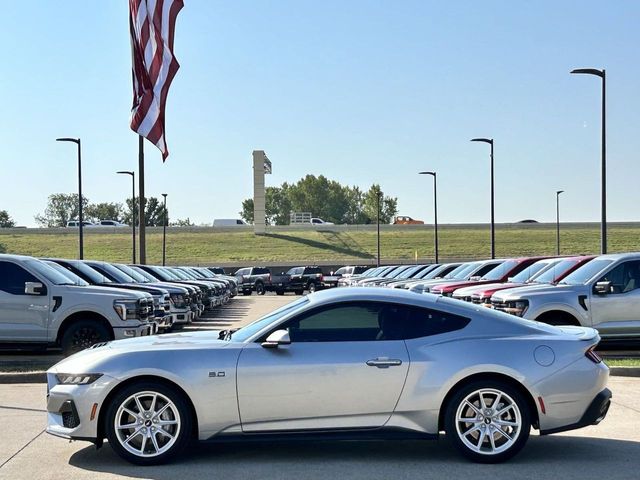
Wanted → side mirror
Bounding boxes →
[594,281,611,295]
[261,329,291,348]
[469,276,481,281]
[25,282,45,295]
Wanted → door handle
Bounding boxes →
[366,357,403,368]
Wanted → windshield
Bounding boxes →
[395,265,423,279]
[482,260,519,281]
[169,268,190,280]
[90,262,135,283]
[113,264,149,283]
[148,266,176,281]
[24,259,76,285]
[448,263,476,280]
[43,261,89,286]
[131,266,160,282]
[334,267,350,275]
[532,258,579,284]
[559,259,613,286]
[231,297,309,342]
[510,260,557,283]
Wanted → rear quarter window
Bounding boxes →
[402,306,470,339]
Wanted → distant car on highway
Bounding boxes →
[213,219,248,227]
[45,287,611,465]
[87,220,129,227]
[393,215,424,225]
[65,220,93,227]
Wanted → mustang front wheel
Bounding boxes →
[445,380,531,463]
[105,382,193,465]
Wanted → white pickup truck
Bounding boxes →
[0,254,156,355]
[491,252,640,341]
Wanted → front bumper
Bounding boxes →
[46,373,120,442]
[541,388,612,435]
[112,322,155,340]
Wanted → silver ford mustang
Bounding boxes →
[46,288,611,465]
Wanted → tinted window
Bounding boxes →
[401,305,470,339]
[23,259,75,285]
[448,263,477,279]
[533,259,580,284]
[482,260,519,281]
[510,260,555,283]
[596,261,640,294]
[235,268,248,276]
[305,267,322,274]
[0,261,40,295]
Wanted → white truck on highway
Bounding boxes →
[0,254,156,355]
[491,252,640,341]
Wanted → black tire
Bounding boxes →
[295,289,304,295]
[242,289,251,296]
[307,282,317,293]
[105,381,193,466]
[444,380,531,463]
[60,320,111,356]
[255,282,266,295]
[276,290,285,296]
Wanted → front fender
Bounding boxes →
[525,302,588,326]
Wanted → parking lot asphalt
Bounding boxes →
[0,376,638,480]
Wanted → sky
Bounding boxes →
[1,0,639,227]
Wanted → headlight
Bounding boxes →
[56,373,103,385]
[504,300,529,317]
[113,299,141,320]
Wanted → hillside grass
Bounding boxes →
[1,224,639,265]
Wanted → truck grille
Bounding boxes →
[491,299,508,312]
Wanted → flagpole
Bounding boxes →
[138,135,146,264]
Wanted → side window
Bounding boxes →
[236,268,248,276]
[401,306,470,339]
[283,302,383,342]
[597,261,640,294]
[0,261,40,295]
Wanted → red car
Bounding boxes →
[463,255,596,306]
[429,257,551,297]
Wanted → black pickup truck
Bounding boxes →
[268,266,324,295]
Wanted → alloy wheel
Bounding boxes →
[114,391,181,458]
[454,388,522,455]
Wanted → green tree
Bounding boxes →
[362,184,398,224]
[123,197,167,226]
[0,242,6,253]
[85,202,124,223]
[240,198,254,224]
[171,217,194,227]
[35,194,90,227]
[0,210,16,228]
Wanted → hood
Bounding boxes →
[48,330,232,374]
[494,283,587,301]
[465,282,527,299]
[452,282,506,298]
[432,279,487,293]
[65,284,148,299]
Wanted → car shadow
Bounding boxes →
[68,434,640,480]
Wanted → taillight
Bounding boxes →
[585,346,602,364]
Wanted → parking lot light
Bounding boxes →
[556,190,564,255]
[470,137,495,259]
[56,137,83,259]
[419,171,438,263]
[570,67,606,254]
[117,171,136,263]
[162,193,168,266]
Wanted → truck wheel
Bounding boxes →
[276,290,285,296]
[61,320,111,356]
[242,290,251,296]
[295,289,304,295]
[307,282,317,293]
[255,282,266,295]
[105,381,193,465]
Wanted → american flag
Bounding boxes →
[129,0,183,161]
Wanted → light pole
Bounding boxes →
[571,67,606,254]
[556,190,564,255]
[376,187,381,267]
[56,137,83,259]
[470,138,495,259]
[117,171,136,263]
[162,193,168,266]
[419,171,438,263]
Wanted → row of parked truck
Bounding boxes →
[0,254,239,355]
[338,253,640,342]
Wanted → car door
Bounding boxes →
[589,260,640,339]
[236,301,410,432]
[0,260,50,342]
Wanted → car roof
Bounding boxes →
[306,285,440,308]
[593,252,640,261]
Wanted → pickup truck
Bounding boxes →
[321,266,369,288]
[0,254,155,355]
[234,267,271,295]
[269,266,324,295]
[491,253,640,341]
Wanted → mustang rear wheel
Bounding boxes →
[105,382,193,465]
[445,380,531,463]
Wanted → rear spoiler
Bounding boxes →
[555,325,600,343]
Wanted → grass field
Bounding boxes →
[1,223,639,265]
